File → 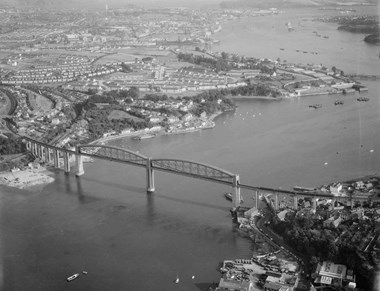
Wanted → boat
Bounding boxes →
[334,100,344,105]
[293,186,317,192]
[280,48,285,51]
[357,97,370,102]
[132,133,156,140]
[66,273,79,282]
[225,192,233,201]
[308,104,322,109]
[174,274,179,284]
[224,193,244,203]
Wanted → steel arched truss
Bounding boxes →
[151,158,236,185]
[78,145,147,167]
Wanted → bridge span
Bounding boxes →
[22,137,377,209]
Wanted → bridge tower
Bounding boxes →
[232,175,241,208]
[146,158,155,193]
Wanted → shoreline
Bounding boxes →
[90,111,225,145]
[0,166,55,190]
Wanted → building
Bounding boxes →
[263,272,298,291]
[314,261,355,288]
[216,277,254,291]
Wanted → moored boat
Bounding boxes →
[66,273,79,282]
[293,186,317,192]
[224,192,244,203]
[133,133,156,140]
[225,192,233,201]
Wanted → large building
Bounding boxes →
[314,261,356,288]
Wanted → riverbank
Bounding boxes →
[228,95,283,100]
[0,166,55,190]
[90,111,224,145]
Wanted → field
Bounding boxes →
[108,110,144,121]
[94,48,172,65]
[28,92,54,114]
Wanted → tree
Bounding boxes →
[127,86,140,99]
[221,51,229,60]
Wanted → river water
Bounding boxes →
[1,6,379,291]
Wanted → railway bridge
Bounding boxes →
[23,137,378,209]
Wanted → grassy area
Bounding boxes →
[108,110,144,121]
[28,92,54,114]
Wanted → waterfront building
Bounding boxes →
[216,277,254,291]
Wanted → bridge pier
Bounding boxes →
[293,195,298,209]
[53,149,59,169]
[232,175,241,208]
[63,151,70,174]
[255,190,259,209]
[32,142,37,156]
[43,146,49,163]
[37,144,42,159]
[146,158,155,193]
[75,147,84,176]
[275,193,279,210]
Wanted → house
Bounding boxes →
[323,216,342,228]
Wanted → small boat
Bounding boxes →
[82,271,88,275]
[224,193,244,203]
[133,133,156,140]
[280,48,285,51]
[334,100,344,105]
[308,104,322,109]
[174,274,179,284]
[225,192,233,201]
[357,97,370,102]
[293,186,317,192]
[66,273,79,282]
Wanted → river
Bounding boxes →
[1,6,379,291]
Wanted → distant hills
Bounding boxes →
[219,0,378,9]
[0,0,377,9]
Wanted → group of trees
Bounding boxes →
[0,88,18,115]
[0,134,25,155]
[85,108,149,139]
[177,53,231,72]
[230,82,281,97]
[269,208,377,290]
